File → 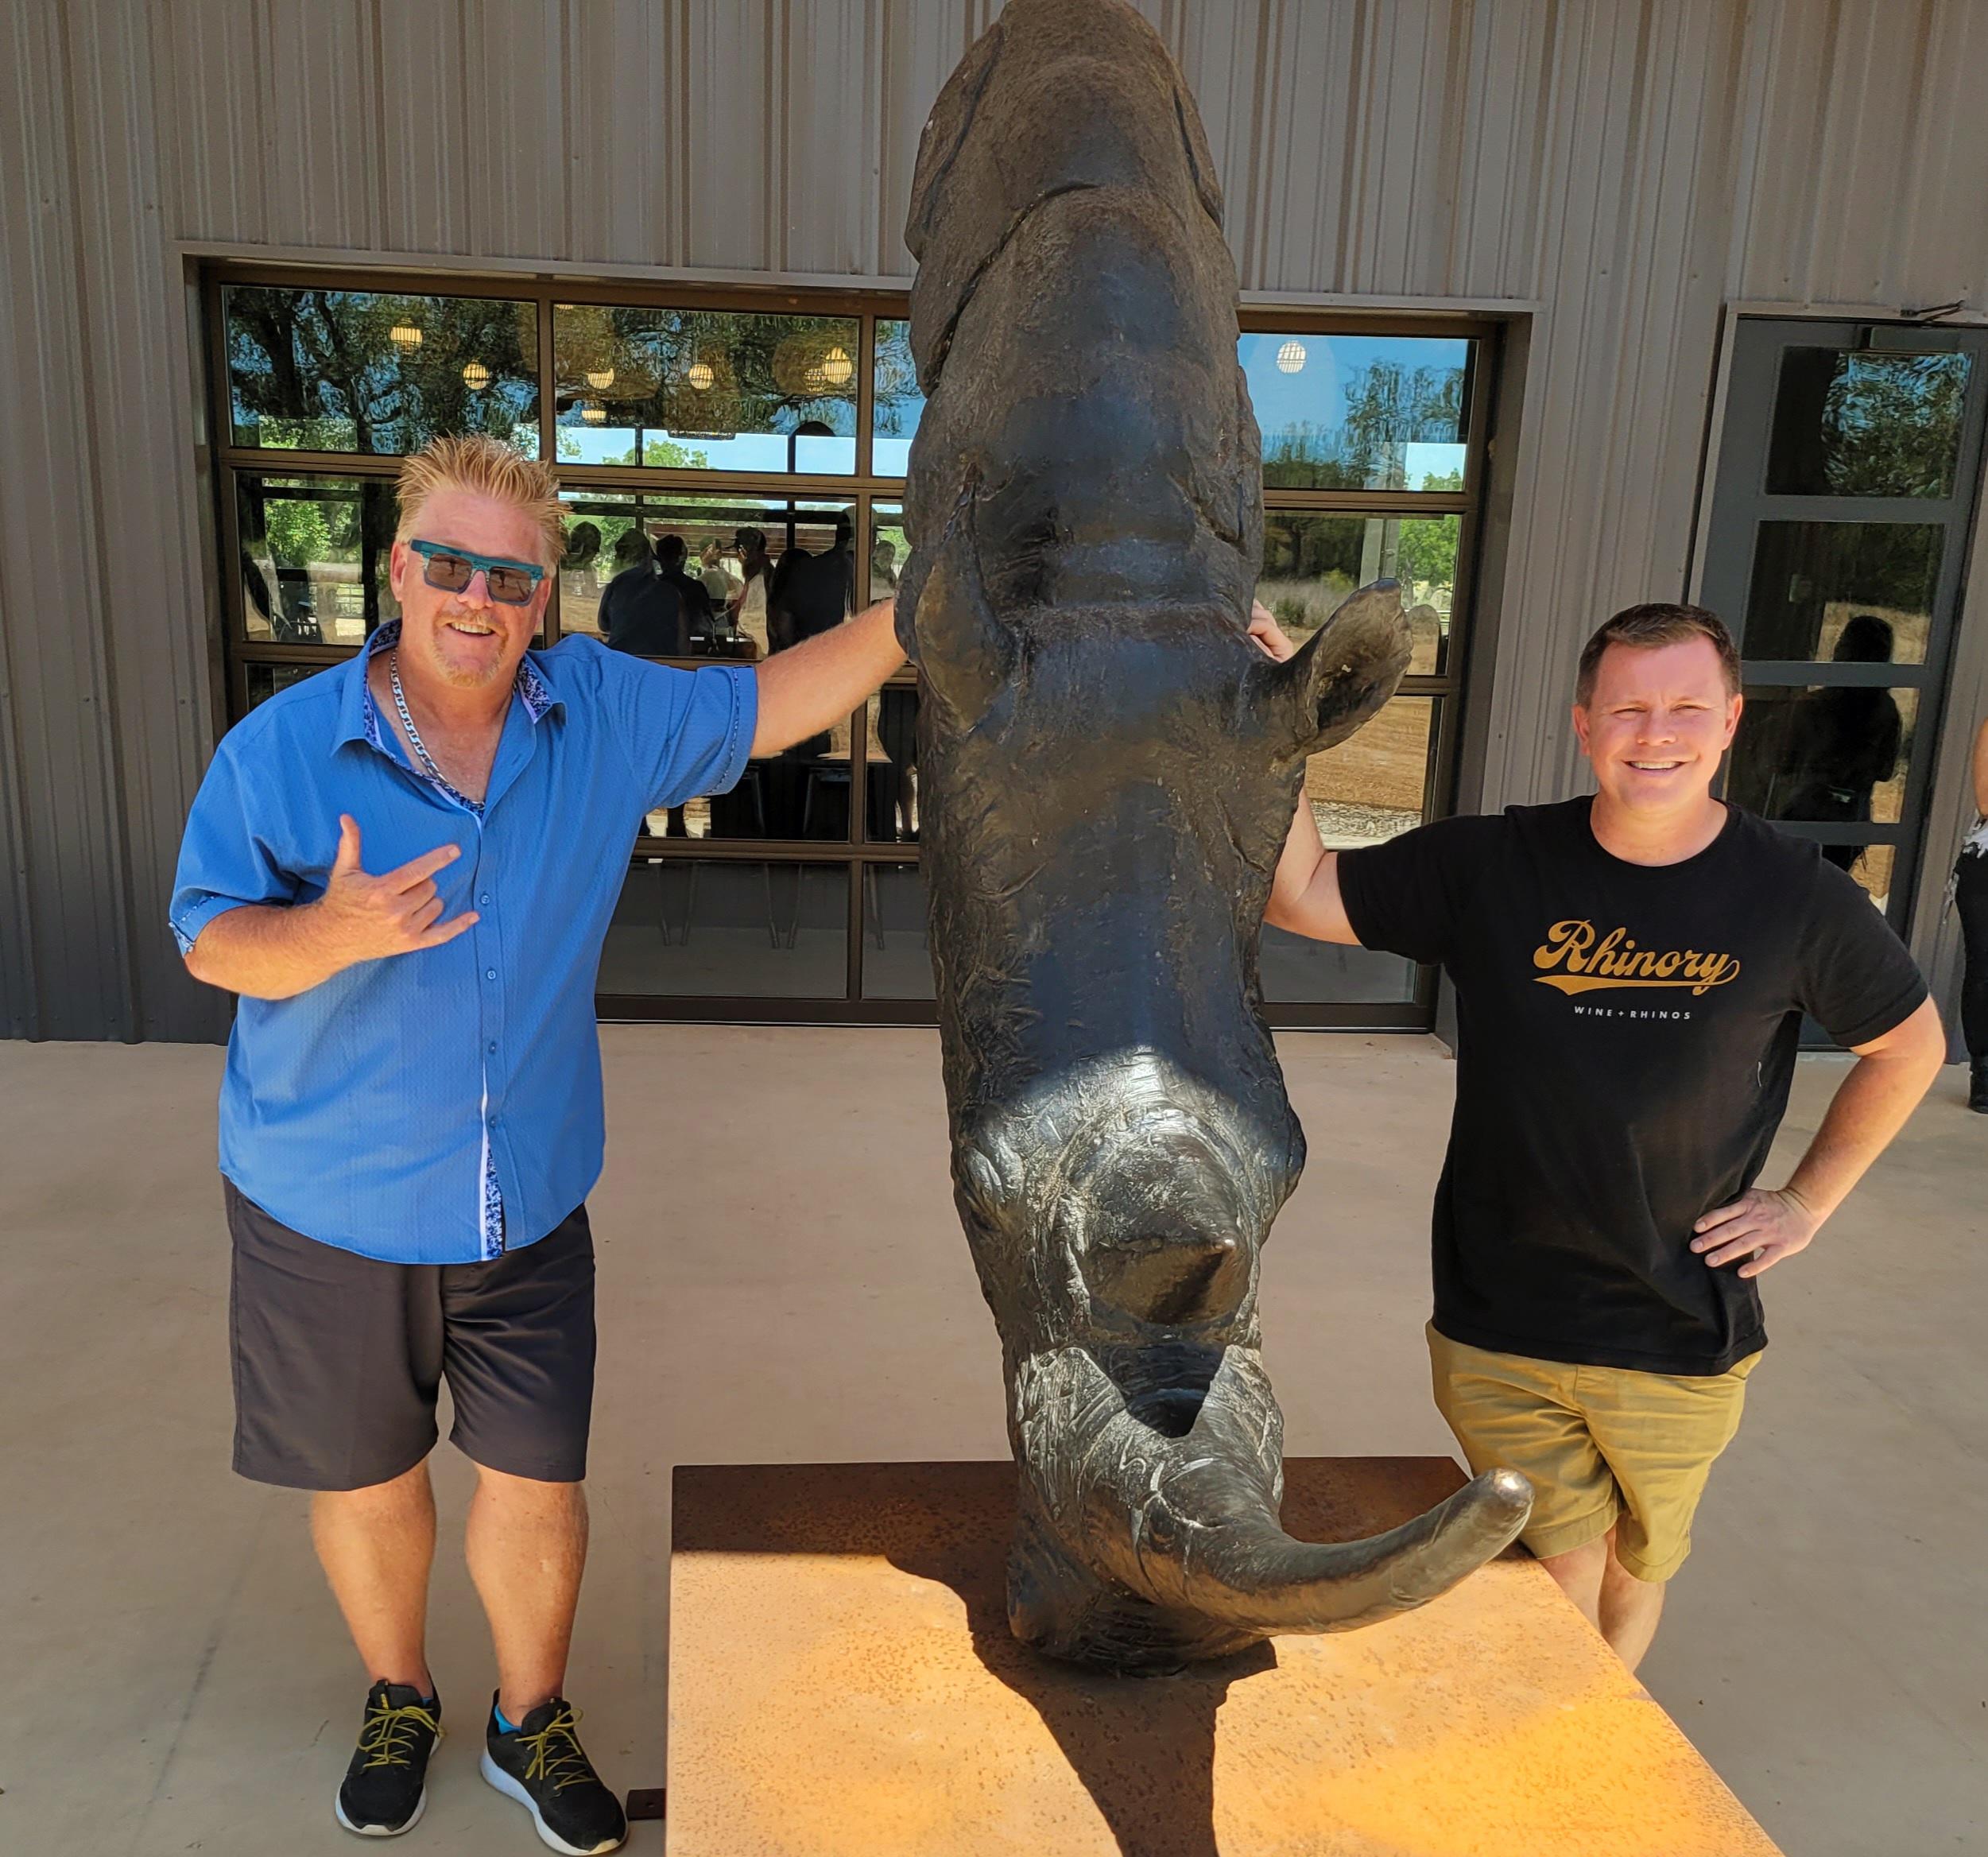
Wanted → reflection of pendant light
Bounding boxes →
[773,330,855,397]
[389,323,424,352]
[585,367,615,390]
[1276,339,1307,374]
[580,403,606,425]
[462,359,490,390]
[686,359,715,391]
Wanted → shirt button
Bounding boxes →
[488,1041,498,1054]
[485,968,498,981]
[479,894,490,906]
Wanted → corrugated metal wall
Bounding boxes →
[6,0,1988,1039]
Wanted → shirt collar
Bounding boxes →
[335,618,561,754]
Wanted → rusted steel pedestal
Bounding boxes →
[665,1459,1781,1857]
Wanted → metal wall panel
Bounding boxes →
[0,0,224,1040]
[9,0,1988,1039]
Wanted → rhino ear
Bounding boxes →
[897,484,1015,731]
[905,16,1005,264]
[1265,580,1413,759]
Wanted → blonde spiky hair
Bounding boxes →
[395,434,564,569]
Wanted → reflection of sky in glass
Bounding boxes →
[869,330,1469,488]
[556,426,854,473]
[1238,334,1470,490]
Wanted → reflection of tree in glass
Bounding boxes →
[1261,362,1464,488]
[872,320,924,437]
[1772,350,1969,499]
[227,289,537,455]
[554,306,860,444]
[265,496,331,570]
[556,428,709,468]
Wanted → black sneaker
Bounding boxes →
[335,1680,442,1837]
[481,1694,627,1855]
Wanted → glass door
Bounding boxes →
[1699,318,1988,930]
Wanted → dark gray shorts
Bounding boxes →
[226,1180,596,1491]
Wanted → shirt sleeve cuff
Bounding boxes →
[711,663,758,794]
[169,894,252,958]
[1827,977,1930,1051]
[1335,845,1380,948]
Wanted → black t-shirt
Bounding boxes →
[661,566,717,640]
[600,564,685,657]
[1339,799,1927,1375]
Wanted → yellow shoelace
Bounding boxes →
[517,1705,594,1793]
[357,1698,440,1770]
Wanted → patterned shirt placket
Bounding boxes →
[362,626,525,1262]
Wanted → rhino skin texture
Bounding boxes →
[897,0,1530,1673]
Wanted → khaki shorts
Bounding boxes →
[1428,1324,1759,1583]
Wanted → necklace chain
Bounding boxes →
[388,649,481,810]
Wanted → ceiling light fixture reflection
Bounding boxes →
[580,403,606,425]
[586,368,615,390]
[1276,339,1307,374]
[462,360,490,390]
[389,324,424,353]
[819,344,854,388]
[687,360,715,391]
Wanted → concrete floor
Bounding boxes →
[1,1028,1982,1855]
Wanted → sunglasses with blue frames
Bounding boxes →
[408,539,546,606]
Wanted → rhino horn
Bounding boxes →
[1136,1467,1536,1635]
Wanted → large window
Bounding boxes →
[210,269,1491,1027]
[1699,320,1988,938]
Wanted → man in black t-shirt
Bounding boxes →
[1258,600,1944,1671]
[654,533,718,646]
[599,529,686,657]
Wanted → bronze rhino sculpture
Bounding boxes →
[896,0,1529,1672]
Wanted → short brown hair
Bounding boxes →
[395,434,564,568]
[1575,603,1739,705]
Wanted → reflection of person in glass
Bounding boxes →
[598,526,685,657]
[870,535,901,603]
[169,434,906,1850]
[768,510,856,653]
[699,538,742,614]
[560,520,602,583]
[730,525,771,662]
[654,533,718,647]
[1955,718,1988,1112]
[1779,614,1903,874]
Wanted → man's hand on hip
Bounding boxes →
[1690,1186,1820,1278]
[316,816,479,965]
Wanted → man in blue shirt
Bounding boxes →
[172,435,906,1851]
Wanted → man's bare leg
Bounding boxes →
[464,1464,589,1722]
[1539,1528,1666,1671]
[1536,1532,1609,1635]
[1597,1545,1665,1673]
[311,1460,437,1695]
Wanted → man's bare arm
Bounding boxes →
[1245,603,1362,947]
[1262,802,1361,944]
[184,817,475,1000]
[1692,995,1947,1277]
[752,596,905,757]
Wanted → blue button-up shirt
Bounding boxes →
[170,626,757,1264]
